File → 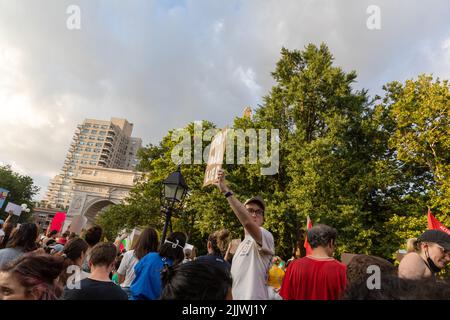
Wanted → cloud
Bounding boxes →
[0,0,449,200]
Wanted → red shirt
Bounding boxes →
[279,256,347,300]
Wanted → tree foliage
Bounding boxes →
[0,165,39,222]
[96,44,450,261]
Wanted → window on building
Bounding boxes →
[101,125,108,129]
[89,136,96,140]
[93,124,99,128]
[99,131,106,135]
[84,123,92,128]
[96,143,103,147]
[78,141,85,145]
[83,154,89,158]
[94,148,101,152]
[82,129,89,133]
[97,137,105,141]
[91,130,98,134]
[87,142,94,146]
[85,148,92,152]
[92,155,98,159]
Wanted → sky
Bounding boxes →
[0,0,449,200]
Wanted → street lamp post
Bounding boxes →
[160,166,189,247]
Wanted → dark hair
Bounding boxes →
[307,224,337,249]
[48,230,58,237]
[89,242,117,267]
[68,232,78,240]
[161,260,232,300]
[159,232,186,265]
[346,254,397,287]
[0,253,64,300]
[133,226,159,260]
[6,223,38,252]
[208,229,230,257]
[343,274,450,300]
[84,225,103,247]
[58,238,89,286]
[62,231,70,238]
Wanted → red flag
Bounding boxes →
[49,212,67,234]
[427,209,450,236]
[304,215,313,256]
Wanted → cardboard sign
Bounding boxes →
[203,128,228,187]
[0,188,9,208]
[69,215,87,234]
[5,202,22,216]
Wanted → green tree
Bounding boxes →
[0,165,39,222]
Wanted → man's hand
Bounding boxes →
[214,169,230,193]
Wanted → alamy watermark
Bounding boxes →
[66,5,81,30]
[366,5,381,30]
[366,265,381,290]
[171,121,280,175]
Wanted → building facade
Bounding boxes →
[42,118,142,210]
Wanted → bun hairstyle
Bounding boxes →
[0,252,64,300]
[57,238,88,286]
[159,232,187,265]
[161,260,232,300]
[208,229,231,257]
[406,238,420,253]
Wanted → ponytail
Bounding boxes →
[406,238,419,253]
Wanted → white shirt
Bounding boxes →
[230,227,275,300]
[117,249,139,287]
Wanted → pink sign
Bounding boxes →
[49,212,67,233]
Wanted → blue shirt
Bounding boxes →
[129,252,173,300]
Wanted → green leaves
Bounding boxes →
[96,45,449,261]
[0,165,39,222]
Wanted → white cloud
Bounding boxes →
[0,0,449,200]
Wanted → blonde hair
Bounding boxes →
[406,238,420,253]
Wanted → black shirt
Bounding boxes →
[196,255,231,272]
[63,278,128,300]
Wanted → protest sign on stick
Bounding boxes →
[5,202,22,216]
[203,128,228,187]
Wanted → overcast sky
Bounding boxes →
[0,0,449,200]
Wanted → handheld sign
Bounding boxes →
[49,212,67,233]
[203,128,228,187]
[5,202,22,216]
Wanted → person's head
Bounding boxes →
[272,256,282,266]
[161,260,232,300]
[346,254,397,287]
[409,230,450,271]
[207,229,230,257]
[68,232,77,240]
[244,196,265,227]
[307,224,338,256]
[133,226,159,260]
[89,242,117,273]
[84,225,103,247]
[62,238,89,266]
[0,253,64,300]
[159,232,187,265]
[6,223,38,252]
[47,230,58,239]
[344,274,450,300]
[58,238,89,286]
[61,231,70,239]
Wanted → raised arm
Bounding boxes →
[214,169,262,245]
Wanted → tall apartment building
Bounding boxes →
[42,118,142,209]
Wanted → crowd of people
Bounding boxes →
[0,169,449,300]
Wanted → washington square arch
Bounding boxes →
[65,167,142,231]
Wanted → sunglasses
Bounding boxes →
[247,207,264,216]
